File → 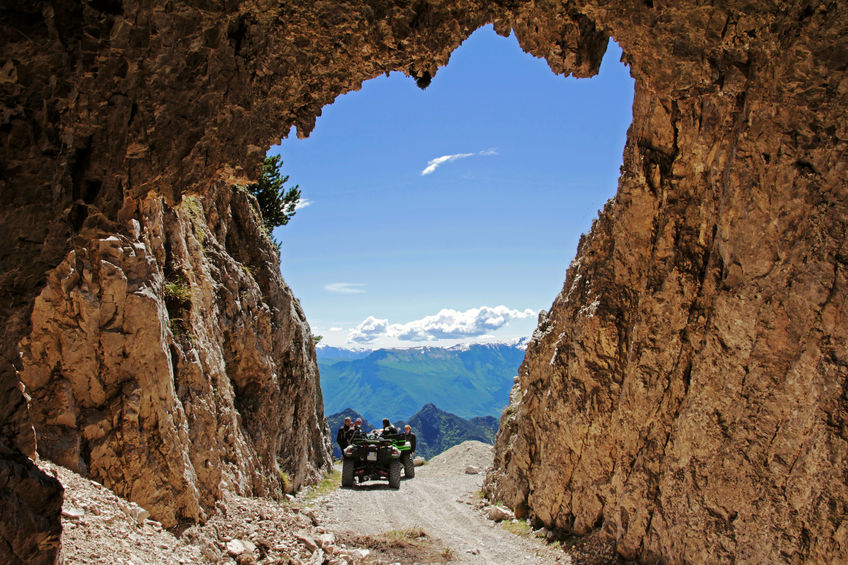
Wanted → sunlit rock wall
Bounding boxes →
[19,185,331,527]
[486,3,848,564]
[1,0,845,562]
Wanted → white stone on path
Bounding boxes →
[226,539,247,556]
[485,505,514,521]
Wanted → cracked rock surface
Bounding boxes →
[1,1,846,563]
[18,184,332,530]
[486,4,848,563]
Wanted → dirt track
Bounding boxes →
[313,441,564,564]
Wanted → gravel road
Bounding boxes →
[313,441,564,564]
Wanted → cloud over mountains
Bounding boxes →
[349,305,536,343]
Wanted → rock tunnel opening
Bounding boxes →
[2,2,845,562]
[272,25,635,351]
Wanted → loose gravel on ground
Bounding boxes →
[41,441,597,564]
[314,441,569,564]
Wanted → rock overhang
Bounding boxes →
[1,1,846,563]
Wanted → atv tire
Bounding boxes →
[388,461,401,489]
[341,459,354,488]
[402,453,415,478]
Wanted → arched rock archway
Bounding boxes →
[1,1,846,562]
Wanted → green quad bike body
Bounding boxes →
[384,433,415,479]
[341,432,405,488]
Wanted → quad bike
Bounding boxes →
[341,432,403,488]
[384,433,415,478]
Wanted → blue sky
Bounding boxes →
[269,25,634,349]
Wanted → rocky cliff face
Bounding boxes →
[18,184,331,528]
[485,4,848,564]
[1,0,845,563]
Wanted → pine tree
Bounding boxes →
[247,155,301,235]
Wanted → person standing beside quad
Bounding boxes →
[336,417,353,452]
[396,424,416,478]
[403,424,416,454]
[380,418,397,435]
[352,418,364,438]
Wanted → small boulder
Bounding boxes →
[226,539,247,556]
[307,548,325,564]
[413,457,426,466]
[62,506,85,519]
[294,531,319,553]
[317,532,335,549]
[486,505,514,522]
[465,465,481,474]
[119,501,150,525]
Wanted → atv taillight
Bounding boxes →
[343,445,354,456]
[391,448,400,457]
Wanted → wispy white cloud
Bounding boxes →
[420,149,498,176]
[348,305,537,343]
[421,153,474,175]
[295,198,313,211]
[324,283,367,294]
[329,327,343,332]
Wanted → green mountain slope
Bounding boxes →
[318,343,525,425]
[396,404,497,459]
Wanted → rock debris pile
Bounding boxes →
[42,459,374,565]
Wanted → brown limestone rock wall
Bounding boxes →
[1,0,846,562]
[0,1,603,559]
[486,2,848,564]
[17,184,331,528]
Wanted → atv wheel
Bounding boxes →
[388,461,401,489]
[341,459,354,488]
[402,453,415,478]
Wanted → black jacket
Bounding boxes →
[336,425,352,449]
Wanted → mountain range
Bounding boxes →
[396,404,499,459]
[317,342,526,426]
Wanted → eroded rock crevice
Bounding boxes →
[1,0,846,563]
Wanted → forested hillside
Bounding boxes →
[318,343,525,424]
